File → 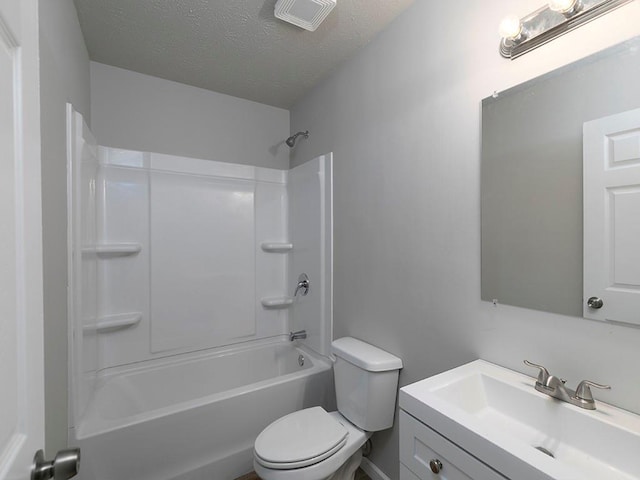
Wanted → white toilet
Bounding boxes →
[253,337,403,480]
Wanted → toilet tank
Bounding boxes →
[331,337,403,432]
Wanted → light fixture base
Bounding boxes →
[500,0,633,59]
[549,0,582,15]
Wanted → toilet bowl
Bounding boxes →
[253,337,403,480]
[254,408,369,480]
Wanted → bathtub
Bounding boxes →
[73,338,334,480]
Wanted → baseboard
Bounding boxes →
[360,458,392,480]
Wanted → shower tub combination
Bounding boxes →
[67,108,333,480]
[75,339,333,480]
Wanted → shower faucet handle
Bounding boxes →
[294,273,310,296]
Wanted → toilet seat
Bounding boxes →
[254,411,370,480]
[254,407,348,470]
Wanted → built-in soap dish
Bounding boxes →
[261,242,293,253]
[533,446,555,459]
[83,312,142,333]
[82,243,142,256]
[261,297,294,309]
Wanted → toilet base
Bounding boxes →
[326,449,362,480]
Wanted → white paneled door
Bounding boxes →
[584,107,640,324]
[0,1,45,479]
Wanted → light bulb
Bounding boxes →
[499,15,522,40]
[548,0,578,13]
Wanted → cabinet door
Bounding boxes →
[400,411,507,480]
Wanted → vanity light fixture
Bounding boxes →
[499,0,633,59]
[548,0,581,14]
[498,15,523,42]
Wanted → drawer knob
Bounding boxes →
[429,459,443,474]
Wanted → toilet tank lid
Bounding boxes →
[331,337,403,372]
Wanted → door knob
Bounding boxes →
[32,448,80,480]
[587,297,603,309]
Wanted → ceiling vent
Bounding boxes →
[274,0,337,32]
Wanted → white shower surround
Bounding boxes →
[67,107,333,479]
[92,147,293,367]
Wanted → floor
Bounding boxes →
[355,468,372,480]
[235,468,371,480]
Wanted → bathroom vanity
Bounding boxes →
[399,410,506,479]
[399,360,640,480]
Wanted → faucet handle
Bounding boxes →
[524,360,551,386]
[574,380,611,401]
[294,273,310,297]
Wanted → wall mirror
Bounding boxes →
[481,36,640,320]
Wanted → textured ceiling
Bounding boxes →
[73,0,415,109]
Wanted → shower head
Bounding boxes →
[285,131,309,148]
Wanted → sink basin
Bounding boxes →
[400,360,640,480]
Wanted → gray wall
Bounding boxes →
[90,62,290,169]
[290,1,640,478]
[39,0,91,456]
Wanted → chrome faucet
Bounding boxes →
[294,273,310,297]
[289,330,307,341]
[524,360,610,410]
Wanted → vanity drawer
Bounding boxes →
[400,463,422,480]
[400,411,507,480]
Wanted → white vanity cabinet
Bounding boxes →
[399,411,507,480]
[398,361,640,480]
[400,463,421,480]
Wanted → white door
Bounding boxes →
[0,1,46,479]
[584,107,640,324]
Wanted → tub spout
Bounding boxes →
[289,330,307,341]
